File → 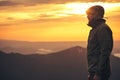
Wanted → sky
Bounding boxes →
[0,0,120,42]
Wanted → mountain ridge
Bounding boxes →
[0,39,120,55]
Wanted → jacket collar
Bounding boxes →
[87,19,106,28]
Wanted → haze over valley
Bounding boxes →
[0,40,120,57]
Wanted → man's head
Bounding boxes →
[86,5,104,21]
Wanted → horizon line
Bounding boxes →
[0,39,120,42]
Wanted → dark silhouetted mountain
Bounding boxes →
[110,56,120,80]
[0,46,120,80]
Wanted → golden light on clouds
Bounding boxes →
[0,2,120,41]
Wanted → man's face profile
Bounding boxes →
[86,10,99,21]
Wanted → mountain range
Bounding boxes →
[0,39,120,55]
[0,39,87,54]
[0,46,120,80]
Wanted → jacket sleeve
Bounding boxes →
[96,26,113,76]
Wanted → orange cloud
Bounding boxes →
[0,0,120,7]
[0,1,19,6]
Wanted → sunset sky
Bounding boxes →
[0,0,120,41]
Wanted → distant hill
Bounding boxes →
[0,39,87,54]
[0,39,120,55]
[0,46,120,80]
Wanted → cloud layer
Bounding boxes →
[0,1,120,27]
[0,0,120,6]
[0,1,19,6]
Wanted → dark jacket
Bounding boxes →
[87,19,113,78]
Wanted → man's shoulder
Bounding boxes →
[97,23,112,34]
[98,23,111,31]
[98,23,108,29]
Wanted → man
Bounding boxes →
[86,5,113,80]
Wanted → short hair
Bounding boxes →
[86,5,105,18]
